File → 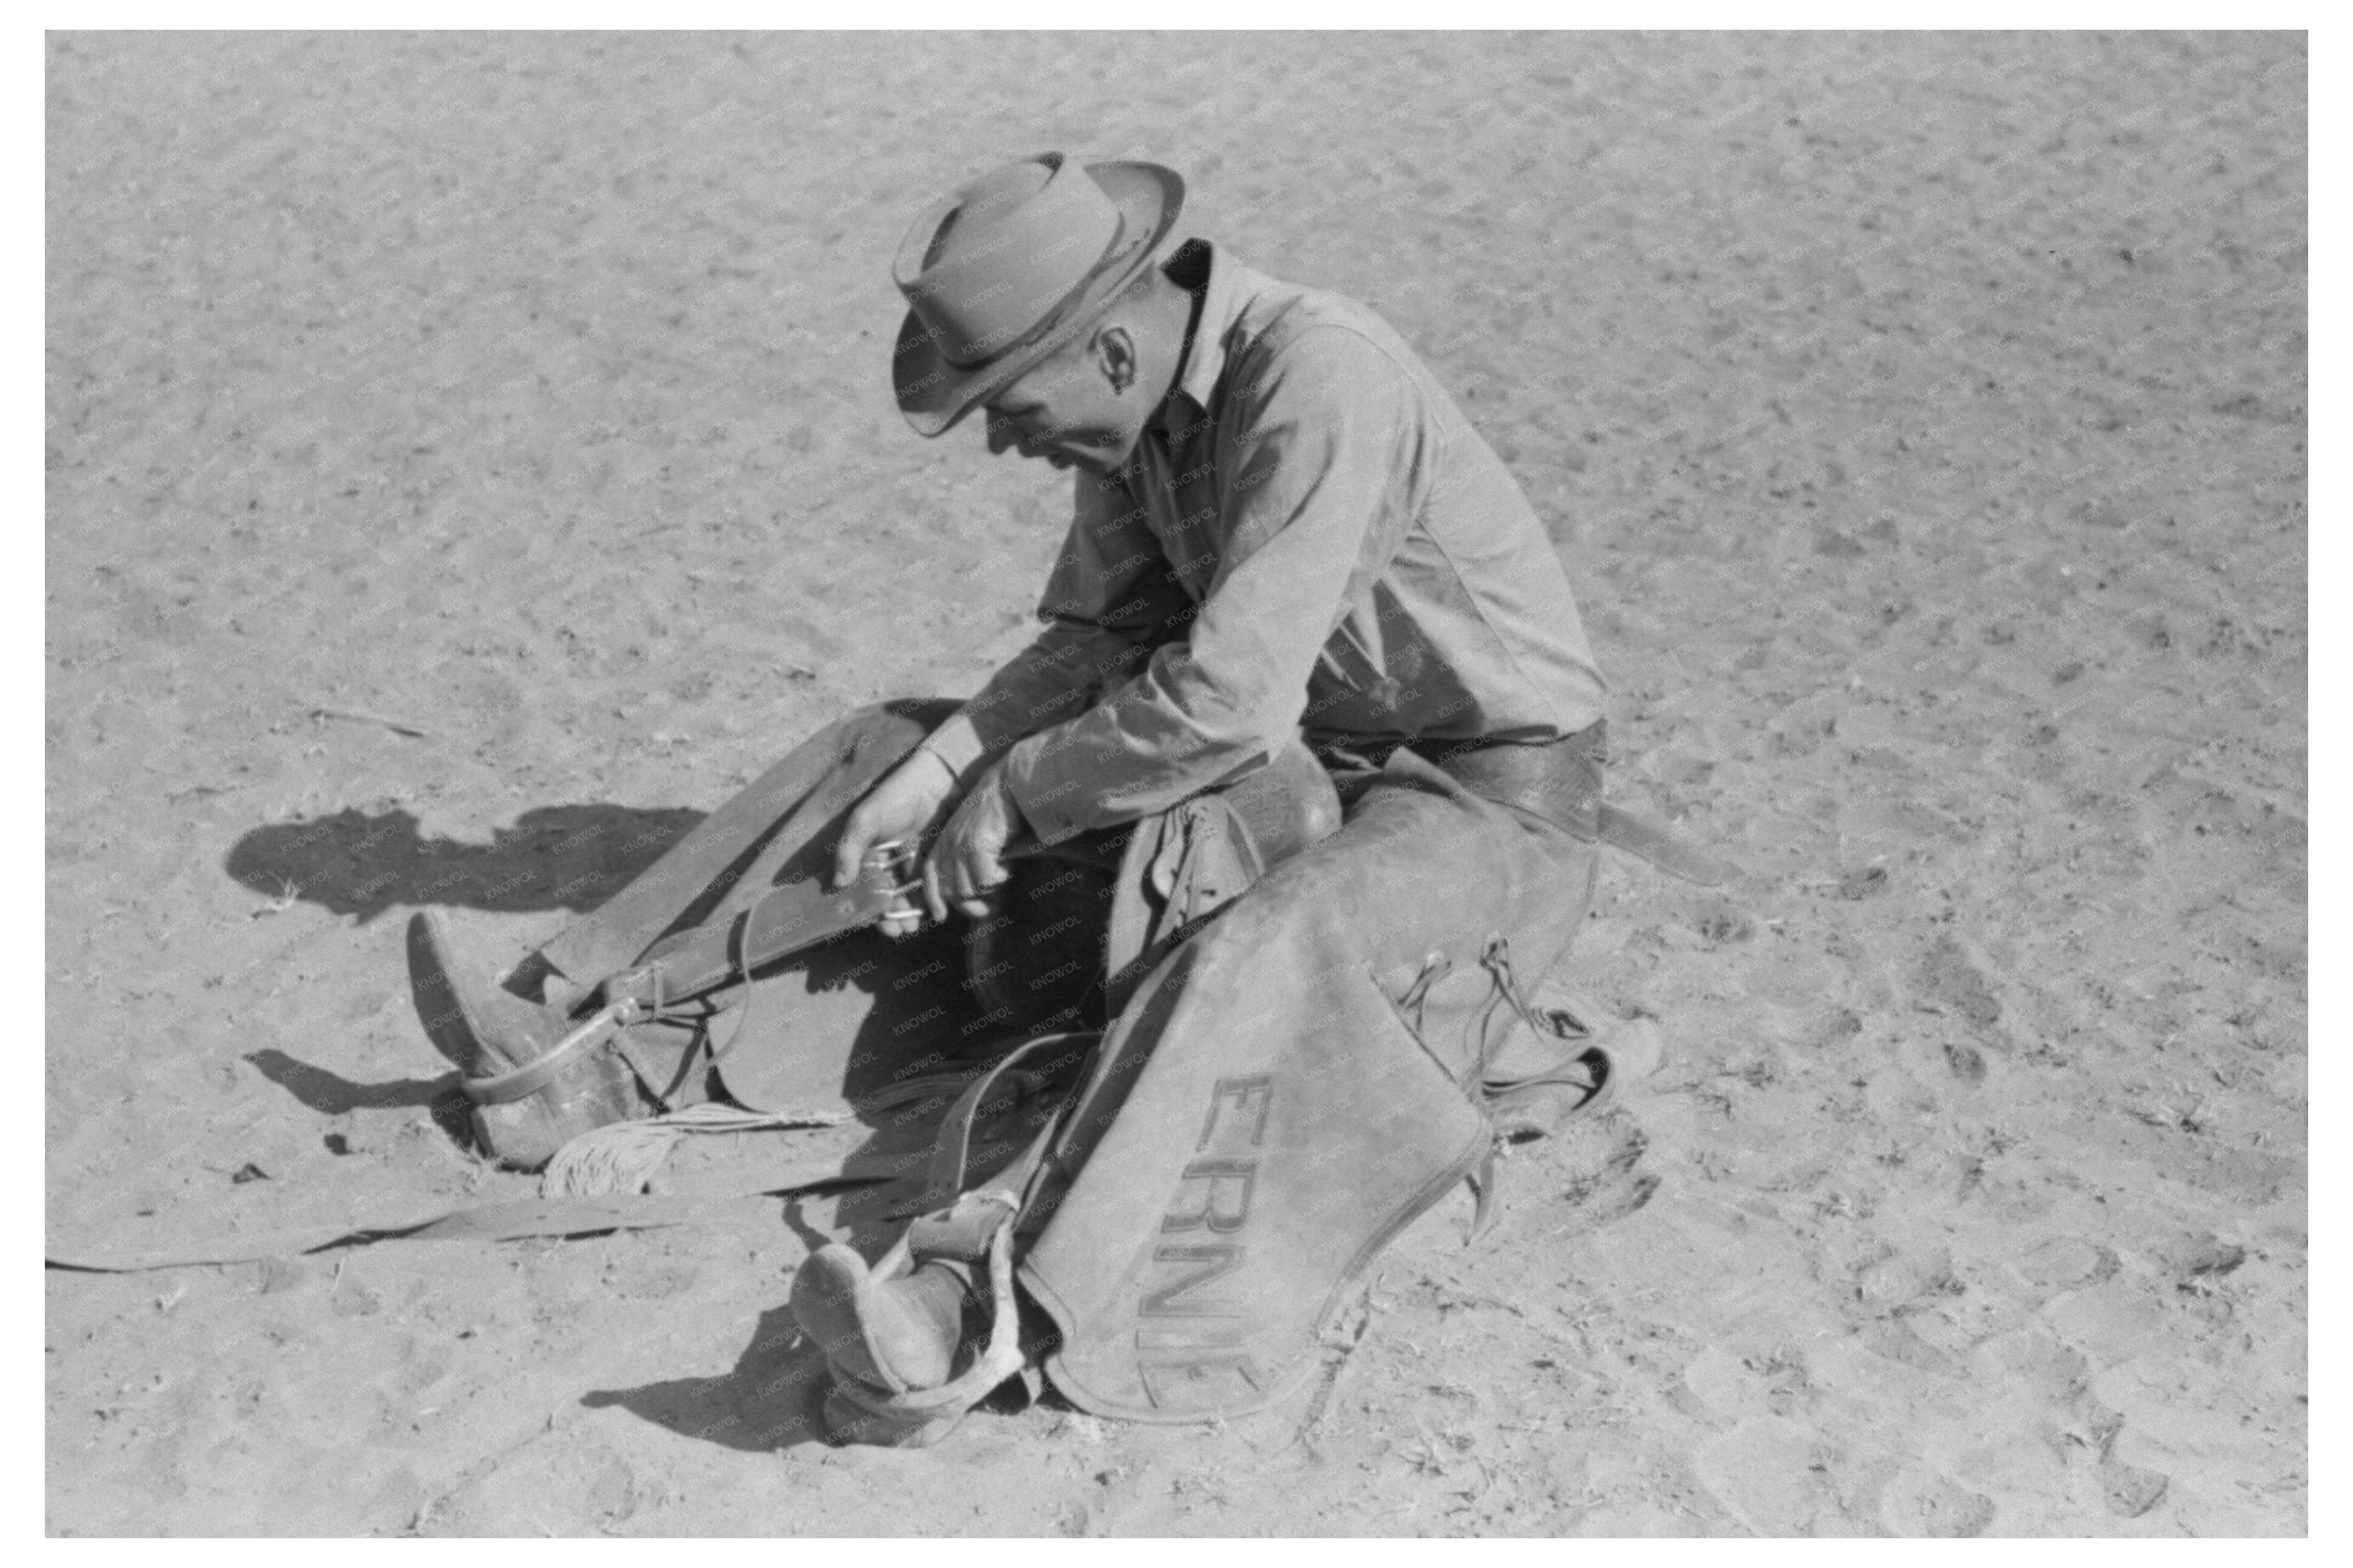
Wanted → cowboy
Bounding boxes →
[414,152,1652,1442]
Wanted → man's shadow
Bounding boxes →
[223,803,706,924]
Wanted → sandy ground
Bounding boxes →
[45,32,2304,1536]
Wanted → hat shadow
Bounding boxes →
[223,803,706,924]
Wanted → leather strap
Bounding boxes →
[1594,801,1738,887]
[1415,724,1739,887]
[1418,727,1605,841]
[537,702,949,987]
[611,843,921,1012]
[462,1000,644,1105]
[921,1031,1097,1208]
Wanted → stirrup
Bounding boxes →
[809,1029,1091,1446]
[817,1200,1026,1449]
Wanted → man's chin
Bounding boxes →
[1015,437,1131,476]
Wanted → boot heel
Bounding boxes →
[468,1047,639,1171]
[820,1381,969,1448]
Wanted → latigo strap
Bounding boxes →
[1594,801,1737,887]
[1417,721,1739,886]
[604,841,923,1011]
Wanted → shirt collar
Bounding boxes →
[1154,239,1245,437]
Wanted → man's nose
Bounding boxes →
[983,413,1023,457]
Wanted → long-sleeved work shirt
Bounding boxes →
[921,239,1608,844]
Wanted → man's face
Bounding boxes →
[980,332,1140,476]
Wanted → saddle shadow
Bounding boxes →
[580,1304,837,1453]
[223,803,706,924]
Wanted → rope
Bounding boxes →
[540,1101,857,1198]
[536,1065,1023,1199]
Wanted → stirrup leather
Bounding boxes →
[813,1031,1095,1446]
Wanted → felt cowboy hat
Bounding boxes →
[892,152,1185,437]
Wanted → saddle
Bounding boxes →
[437,723,1349,1173]
[411,702,1698,1445]
[798,738,1357,1442]
[801,730,1671,1441]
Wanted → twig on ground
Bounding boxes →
[1291,1281,1381,1460]
[309,706,429,739]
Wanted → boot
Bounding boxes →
[789,1245,974,1395]
[406,909,570,1074]
[408,909,643,1170]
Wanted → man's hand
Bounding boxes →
[833,745,960,911]
[925,762,1028,922]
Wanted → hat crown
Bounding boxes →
[894,153,1124,369]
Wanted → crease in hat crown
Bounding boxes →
[892,152,1129,369]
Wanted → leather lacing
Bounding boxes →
[1459,935,1605,1243]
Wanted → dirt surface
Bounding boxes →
[45,32,2306,1536]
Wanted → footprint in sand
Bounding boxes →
[1880,1462,1998,1537]
[2099,1455,2170,1519]
[1541,1109,1659,1235]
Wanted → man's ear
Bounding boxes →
[1092,325,1138,395]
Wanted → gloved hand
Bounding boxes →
[926,762,1028,922]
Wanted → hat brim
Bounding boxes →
[892,160,1187,438]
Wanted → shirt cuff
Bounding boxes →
[1001,727,1102,846]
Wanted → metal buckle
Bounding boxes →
[869,838,926,927]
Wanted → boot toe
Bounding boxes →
[408,911,489,1073]
[406,909,565,1072]
[789,1245,965,1395]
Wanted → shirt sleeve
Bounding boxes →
[922,469,1196,786]
[1003,328,1426,842]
